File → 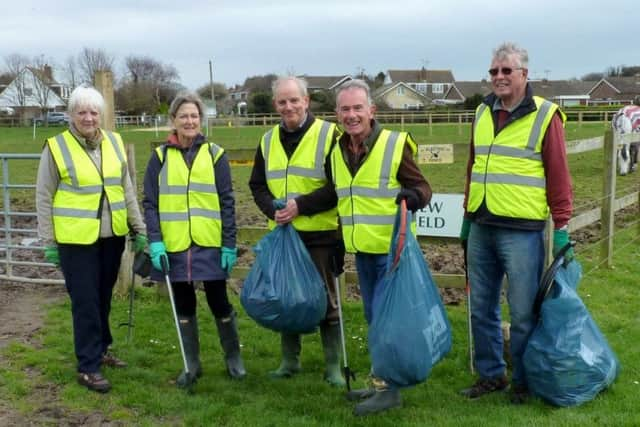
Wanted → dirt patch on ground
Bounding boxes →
[0,281,121,426]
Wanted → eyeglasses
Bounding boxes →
[488,67,524,76]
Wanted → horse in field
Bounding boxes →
[611,105,640,175]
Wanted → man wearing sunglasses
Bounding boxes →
[459,42,573,404]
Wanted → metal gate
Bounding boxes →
[0,153,63,284]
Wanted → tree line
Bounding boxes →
[0,47,229,117]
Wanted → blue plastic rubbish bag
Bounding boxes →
[368,206,452,387]
[240,224,327,334]
[524,260,619,406]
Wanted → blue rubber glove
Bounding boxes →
[44,245,60,267]
[150,241,169,272]
[221,247,237,275]
[132,234,148,254]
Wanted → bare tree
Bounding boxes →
[117,55,180,114]
[29,55,59,119]
[61,55,79,89]
[77,47,115,84]
[3,53,31,121]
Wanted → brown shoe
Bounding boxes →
[460,376,509,399]
[77,372,111,393]
[102,352,127,368]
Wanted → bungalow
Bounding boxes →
[588,75,640,105]
[443,79,595,108]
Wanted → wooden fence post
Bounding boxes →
[600,129,616,267]
[95,71,134,297]
[428,113,433,137]
[458,113,463,136]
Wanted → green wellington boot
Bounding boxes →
[320,323,346,387]
[270,333,301,378]
[215,311,247,379]
[176,315,203,388]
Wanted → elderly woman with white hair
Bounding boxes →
[35,85,147,393]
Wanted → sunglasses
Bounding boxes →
[488,67,524,76]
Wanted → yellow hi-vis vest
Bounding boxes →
[156,143,224,252]
[331,130,416,254]
[47,130,129,244]
[467,96,566,220]
[261,118,338,231]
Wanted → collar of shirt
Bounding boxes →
[492,96,524,113]
[280,112,309,132]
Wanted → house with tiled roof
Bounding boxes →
[443,79,596,107]
[588,75,640,105]
[298,75,352,92]
[385,68,455,100]
[0,65,68,123]
[373,82,430,110]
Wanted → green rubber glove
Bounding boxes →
[150,241,169,272]
[460,218,471,243]
[553,229,574,263]
[44,245,60,267]
[221,247,238,275]
[132,234,148,254]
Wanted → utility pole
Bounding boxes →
[209,59,215,102]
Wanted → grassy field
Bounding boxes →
[1,236,638,426]
[1,122,639,425]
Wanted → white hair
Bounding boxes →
[67,85,105,114]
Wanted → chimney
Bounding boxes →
[43,64,53,81]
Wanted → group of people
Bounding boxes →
[35,41,573,416]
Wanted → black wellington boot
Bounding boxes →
[176,315,202,388]
[215,311,247,379]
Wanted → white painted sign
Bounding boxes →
[414,193,464,237]
[418,144,454,164]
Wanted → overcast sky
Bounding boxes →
[2,0,637,90]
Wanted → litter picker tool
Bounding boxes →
[118,244,151,343]
[161,255,195,389]
[330,240,355,391]
[462,241,475,375]
[533,241,576,317]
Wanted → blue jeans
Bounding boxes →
[467,223,544,385]
[355,253,388,325]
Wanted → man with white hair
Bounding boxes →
[459,42,574,404]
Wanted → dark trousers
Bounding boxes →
[59,236,125,373]
[172,280,233,319]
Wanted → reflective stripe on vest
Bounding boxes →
[331,130,415,254]
[48,130,129,244]
[467,97,564,220]
[157,143,223,252]
[261,119,338,231]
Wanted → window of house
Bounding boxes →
[397,86,405,95]
[432,84,444,94]
[416,83,427,93]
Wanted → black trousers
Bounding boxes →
[171,280,232,319]
[59,236,125,373]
